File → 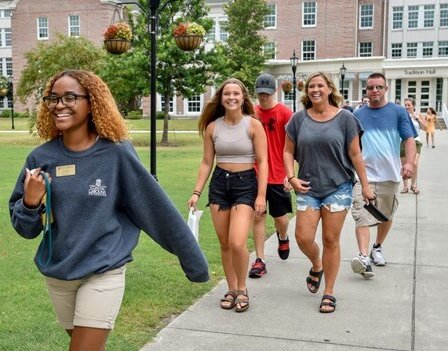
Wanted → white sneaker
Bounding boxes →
[351,254,375,279]
[370,246,387,266]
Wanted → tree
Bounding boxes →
[132,0,218,145]
[16,34,105,106]
[213,0,270,94]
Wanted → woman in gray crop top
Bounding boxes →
[188,78,268,313]
[284,72,375,313]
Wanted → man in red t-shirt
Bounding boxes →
[249,73,294,278]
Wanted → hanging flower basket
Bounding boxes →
[173,22,205,51]
[281,80,293,93]
[0,76,9,96]
[103,22,132,54]
[104,39,131,54]
[297,80,305,91]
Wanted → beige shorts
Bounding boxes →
[351,181,399,227]
[45,265,126,330]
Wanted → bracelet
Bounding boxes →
[288,176,296,182]
[192,190,201,197]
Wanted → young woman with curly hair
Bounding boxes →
[9,70,209,350]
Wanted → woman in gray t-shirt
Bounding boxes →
[284,72,375,313]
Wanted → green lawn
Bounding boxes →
[0,129,276,350]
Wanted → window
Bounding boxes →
[395,79,402,103]
[359,42,372,57]
[407,42,417,58]
[4,28,11,47]
[439,41,448,56]
[408,6,418,29]
[263,42,276,60]
[391,43,402,58]
[360,4,373,28]
[423,5,434,28]
[441,4,448,27]
[264,4,276,29]
[37,16,49,39]
[206,22,216,42]
[218,21,228,42]
[6,58,12,77]
[392,6,403,29]
[303,2,316,27]
[160,96,174,113]
[187,95,201,113]
[422,41,433,57]
[69,15,80,37]
[2,10,12,17]
[302,40,315,60]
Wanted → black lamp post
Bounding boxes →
[290,50,298,112]
[340,62,347,98]
[117,0,176,180]
[8,75,14,130]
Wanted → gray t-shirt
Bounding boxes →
[285,108,363,197]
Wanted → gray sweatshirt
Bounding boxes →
[9,138,209,282]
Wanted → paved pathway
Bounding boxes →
[142,132,448,351]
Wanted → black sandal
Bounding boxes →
[319,294,336,313]
[306,268,323,294]
[220,290,237,310]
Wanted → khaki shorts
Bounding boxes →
[45,265,126,330]
[351,181,399,227]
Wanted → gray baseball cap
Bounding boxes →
[255,73,276,94]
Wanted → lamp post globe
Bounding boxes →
[340,62,347,98]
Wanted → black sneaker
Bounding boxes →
[277,232,290,260]
[249,258,267,278]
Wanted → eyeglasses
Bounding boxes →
[42,93,89,109]
[366,85,385,91]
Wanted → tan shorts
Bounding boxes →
[45,265,126,330]
[351,181,399,227]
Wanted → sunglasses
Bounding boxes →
[366,85,385,91]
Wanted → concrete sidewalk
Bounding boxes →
[142,132,448,351]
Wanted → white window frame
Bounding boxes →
[185,95,203,115]
[391,43,402,59]
[37,16,49,40]
[160,95,175,113]
[68,15,80,37]
[422,41,433,57]
[392,6,403,29]
[359,4,374,29]
[359,42,372,57]
[206,21,216,42]
[302,40,315,60]
[302,2,317,27]
[439,41,448,56]
[407,5,419,29]
[406,42,417,58]
[441,4,448,27]
[218,20,228,42]
[6,58,12,76]
[263,41,276,60]
[264,4,276,29]
[423,4,434,28]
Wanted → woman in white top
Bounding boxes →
[400,98,426,194]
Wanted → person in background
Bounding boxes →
[249,73,293,279]
[188,78,268,313]
[9,69,209,351]
[355,95,370,111]
[400,98,426,195]
[351,73,416,279]
[342,100,353,113]
[284,72,375,313]
[424,107,442,148]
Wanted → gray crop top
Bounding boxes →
[213,116,255,163]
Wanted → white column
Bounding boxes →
[388,79,396,103]
[442,78,448,111]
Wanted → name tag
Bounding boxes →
[56,164,76,177]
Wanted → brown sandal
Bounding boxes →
[410,186,420,195]
[220,290,237,310]
[234,289,249,313]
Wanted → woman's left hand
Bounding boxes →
[254,196,266,216]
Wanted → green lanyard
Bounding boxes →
[38,171,52,267]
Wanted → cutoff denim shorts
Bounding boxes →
[208,166,258,211]
[296,181,353,212]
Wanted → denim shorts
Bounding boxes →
[296,181,353,212]
[208,166,258,211]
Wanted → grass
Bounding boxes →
[0,125,277,350]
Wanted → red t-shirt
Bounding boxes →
[255,103,293,184]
